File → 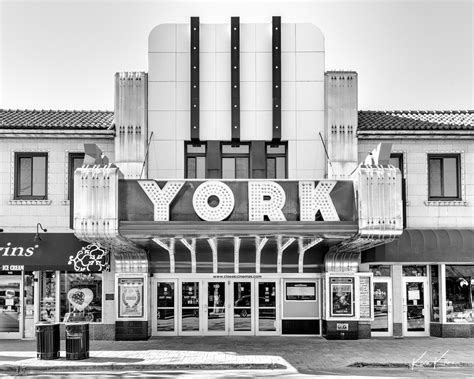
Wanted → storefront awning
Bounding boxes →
[0,233,109,272]
[362,229,474,263]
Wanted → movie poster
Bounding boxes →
[330,277,354,317]
[118,278,144,318]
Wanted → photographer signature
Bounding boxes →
[411,350,452,370]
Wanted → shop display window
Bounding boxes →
[369,265,391,277]
[430,265,439,322]
[445,265,474,323]
[402,265,427,277]
[60,273,103,322]
[39,271,56,322]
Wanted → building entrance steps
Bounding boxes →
[1,337,474,375]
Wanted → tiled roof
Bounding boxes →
[0,109,114,130]
[358,110,474,131]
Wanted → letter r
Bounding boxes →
[139,180,185,221]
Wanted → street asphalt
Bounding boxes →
[1,336,474,376]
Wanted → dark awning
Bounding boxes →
[0,233,109,272]
[362,229,474,263]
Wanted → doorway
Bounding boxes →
[0,275,23,339]
[402,277,429,336]
[151,277,279,336]
[371,277,392,337]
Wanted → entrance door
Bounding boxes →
[256,279,279,335]
[152,280,177,336]
[205,281,227,334]
[179,281,201,335]
[372,278,392,337]
[230,280,254,335]
[402,278,429,336]
[0,275,23,339]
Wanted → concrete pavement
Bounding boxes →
[1,336,474,375]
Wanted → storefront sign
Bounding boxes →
[359,276,371,318]
[330,277,354,317]
[1,264,24,272]
[118,278,144,318]
[0,234,108,272]
[119,180,356,223]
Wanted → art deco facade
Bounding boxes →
[1,17,471,341]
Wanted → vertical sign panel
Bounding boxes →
[190,17,200,141]
[231,17,240,141]
[272,16,281,141]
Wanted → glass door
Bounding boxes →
[179,281,201,335]
[0,275,23,339]
[402,278,429,336]
[372,278,392,337]
[230,280,253,335]
[256,279,279,335]
[205,281,227,334]
[152,280,177,336]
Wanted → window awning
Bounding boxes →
[0,233,109,272]
[362,229,474,263]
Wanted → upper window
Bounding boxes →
[222,143,249,179]
[185,143,206,179]
[68,153,84,200]
[14,153,48,200]
[266,143,287,179]
[428,154,461,200]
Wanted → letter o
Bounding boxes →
[192,181,235,221]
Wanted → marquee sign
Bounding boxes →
[118,179,356,223]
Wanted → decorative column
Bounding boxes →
[114,72,148,179]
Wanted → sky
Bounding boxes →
[0,0,473,111]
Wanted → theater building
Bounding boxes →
[73,18,403,340]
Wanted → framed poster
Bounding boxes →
[118,278,144,318]
[330,277,354,317]
[286,282,316,301]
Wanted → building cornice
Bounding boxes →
[357,130,474,140]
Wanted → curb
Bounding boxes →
[349,362,474,369]
[0,363,288,375]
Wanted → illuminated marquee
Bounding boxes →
[133,179,354,223]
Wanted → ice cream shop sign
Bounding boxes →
[119,180,356,222]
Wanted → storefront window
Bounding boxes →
[39,271,56,322]
[445,265,474,323]
[430,265,439,322]
[60,273,103,322]
[369,265,391,277]
[402,265,427,277]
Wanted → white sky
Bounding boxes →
[0,0,473,111]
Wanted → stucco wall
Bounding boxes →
[0,136,114,233]
[359,139,474,229]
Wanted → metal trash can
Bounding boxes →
[36,322,60,360]
[65,322,89,360]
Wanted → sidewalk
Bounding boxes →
[1,336,474,375]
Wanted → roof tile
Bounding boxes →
[358,110,474,131]
[0,109,114,130]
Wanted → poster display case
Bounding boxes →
[323,273,373,321]
[115,273,148,321]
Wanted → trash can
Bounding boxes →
[65,322,89,360]
[36,322,60,360]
